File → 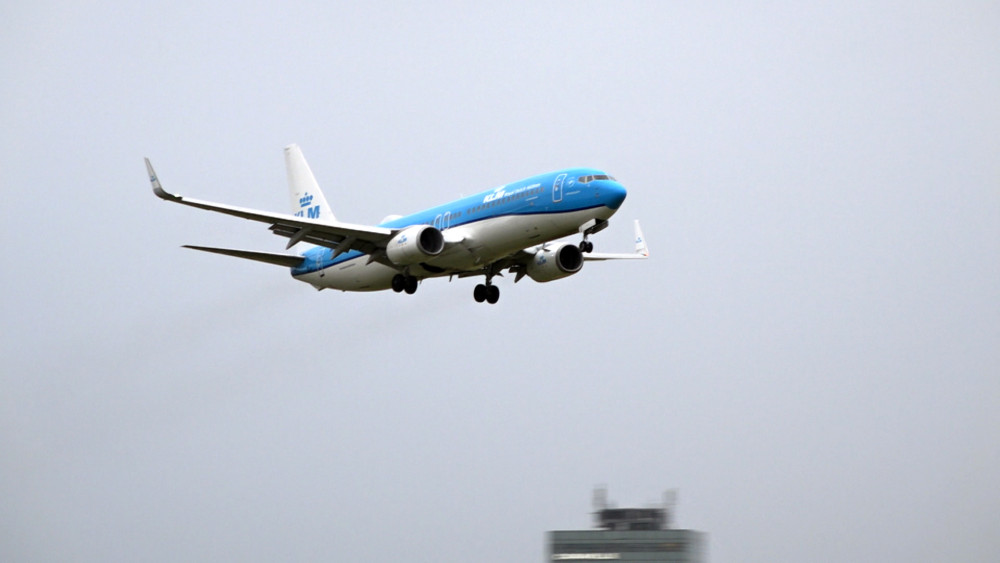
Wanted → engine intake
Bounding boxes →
[526,242,584,283]
[386,225,445,265]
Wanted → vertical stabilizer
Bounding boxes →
[285,144,335,222]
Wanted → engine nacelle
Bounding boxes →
[526,243,584,283]
[385,225,445,265]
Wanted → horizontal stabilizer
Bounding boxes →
[182,245,305,268]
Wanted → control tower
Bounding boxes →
[547,487,706,562]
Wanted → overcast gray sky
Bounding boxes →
[2,2,998,562]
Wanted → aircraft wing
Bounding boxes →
[460,220,648,283]
[583,252,647,260]
[583,220,649,261]
[146,158,394,256]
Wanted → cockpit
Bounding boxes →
[578,174,616,183]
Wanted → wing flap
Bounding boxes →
[269,224,382,256]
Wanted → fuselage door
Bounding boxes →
[553,173,567,203]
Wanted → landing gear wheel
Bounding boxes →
[579,240,594,253]
[486,284,500,304]
[404,276,418,294]
[474,284,487,303]
[391,274,406,293]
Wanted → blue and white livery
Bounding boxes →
[145,144,647,304]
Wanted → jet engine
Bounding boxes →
[385,225,445,265]
[526,242,584,282]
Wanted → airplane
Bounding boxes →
[145,144,647,304]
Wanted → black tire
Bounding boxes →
[391,274,406,293]
[404,276,418,294]
[486,284,500,304]
[473,284,487,303]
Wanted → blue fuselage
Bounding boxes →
[292,168,626,280]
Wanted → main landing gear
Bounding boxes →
[473,282,500,304]
[391,273,419,295]
[579,240,594,253]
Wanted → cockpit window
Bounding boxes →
[578,174,616,183]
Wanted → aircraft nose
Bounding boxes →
[603,181,627,210]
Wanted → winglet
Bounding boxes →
[634,220,649,257]
[145,158,180,201]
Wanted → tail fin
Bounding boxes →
[285,144,335,222]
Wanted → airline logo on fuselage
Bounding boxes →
[483,186,507,203]
[482,183,542,204]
